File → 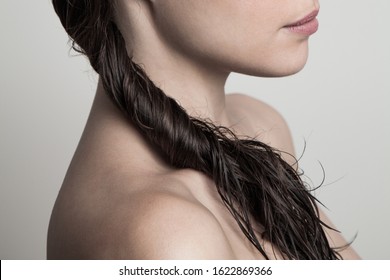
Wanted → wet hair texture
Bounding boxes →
[52,0,342,259]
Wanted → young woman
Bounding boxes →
[47,0,360,260]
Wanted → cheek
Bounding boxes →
[153,0,226,44]
[192,25,311,78]
[154,1,310,77]
[231,32,311,77]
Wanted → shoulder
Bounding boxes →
[48,169,235,259]
[226,93,296,160]
[100,175,236,259]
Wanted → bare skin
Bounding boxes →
[46,83,293,259]
[47,0,360,259]
[47,83,360,259]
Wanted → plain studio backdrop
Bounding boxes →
[1,0,389,259]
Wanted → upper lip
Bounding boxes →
[285,9,319,27]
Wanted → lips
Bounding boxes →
[286,10,319,28]
[284,10,319,36]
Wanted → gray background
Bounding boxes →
[1,0,389,259]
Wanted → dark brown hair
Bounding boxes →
[52,0,341,259]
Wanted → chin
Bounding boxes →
[236,40,309,77]
[238,60,307,78]
[268,60,308,77]
[239,43,310,78]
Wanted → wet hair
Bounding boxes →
[52,0,342,259]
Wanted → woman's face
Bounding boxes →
[150,0,320,77]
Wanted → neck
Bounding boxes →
[114,1,232,126]
[133,48,231,124]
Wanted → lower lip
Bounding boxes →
[285,18,319,36]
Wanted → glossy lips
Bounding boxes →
[285,10,319,36]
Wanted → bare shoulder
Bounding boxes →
[90,174,236,260]
[113,188,234,259]
[48,171,235,259]
[226,93,295,160]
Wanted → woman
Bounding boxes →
[47,0,360,259]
